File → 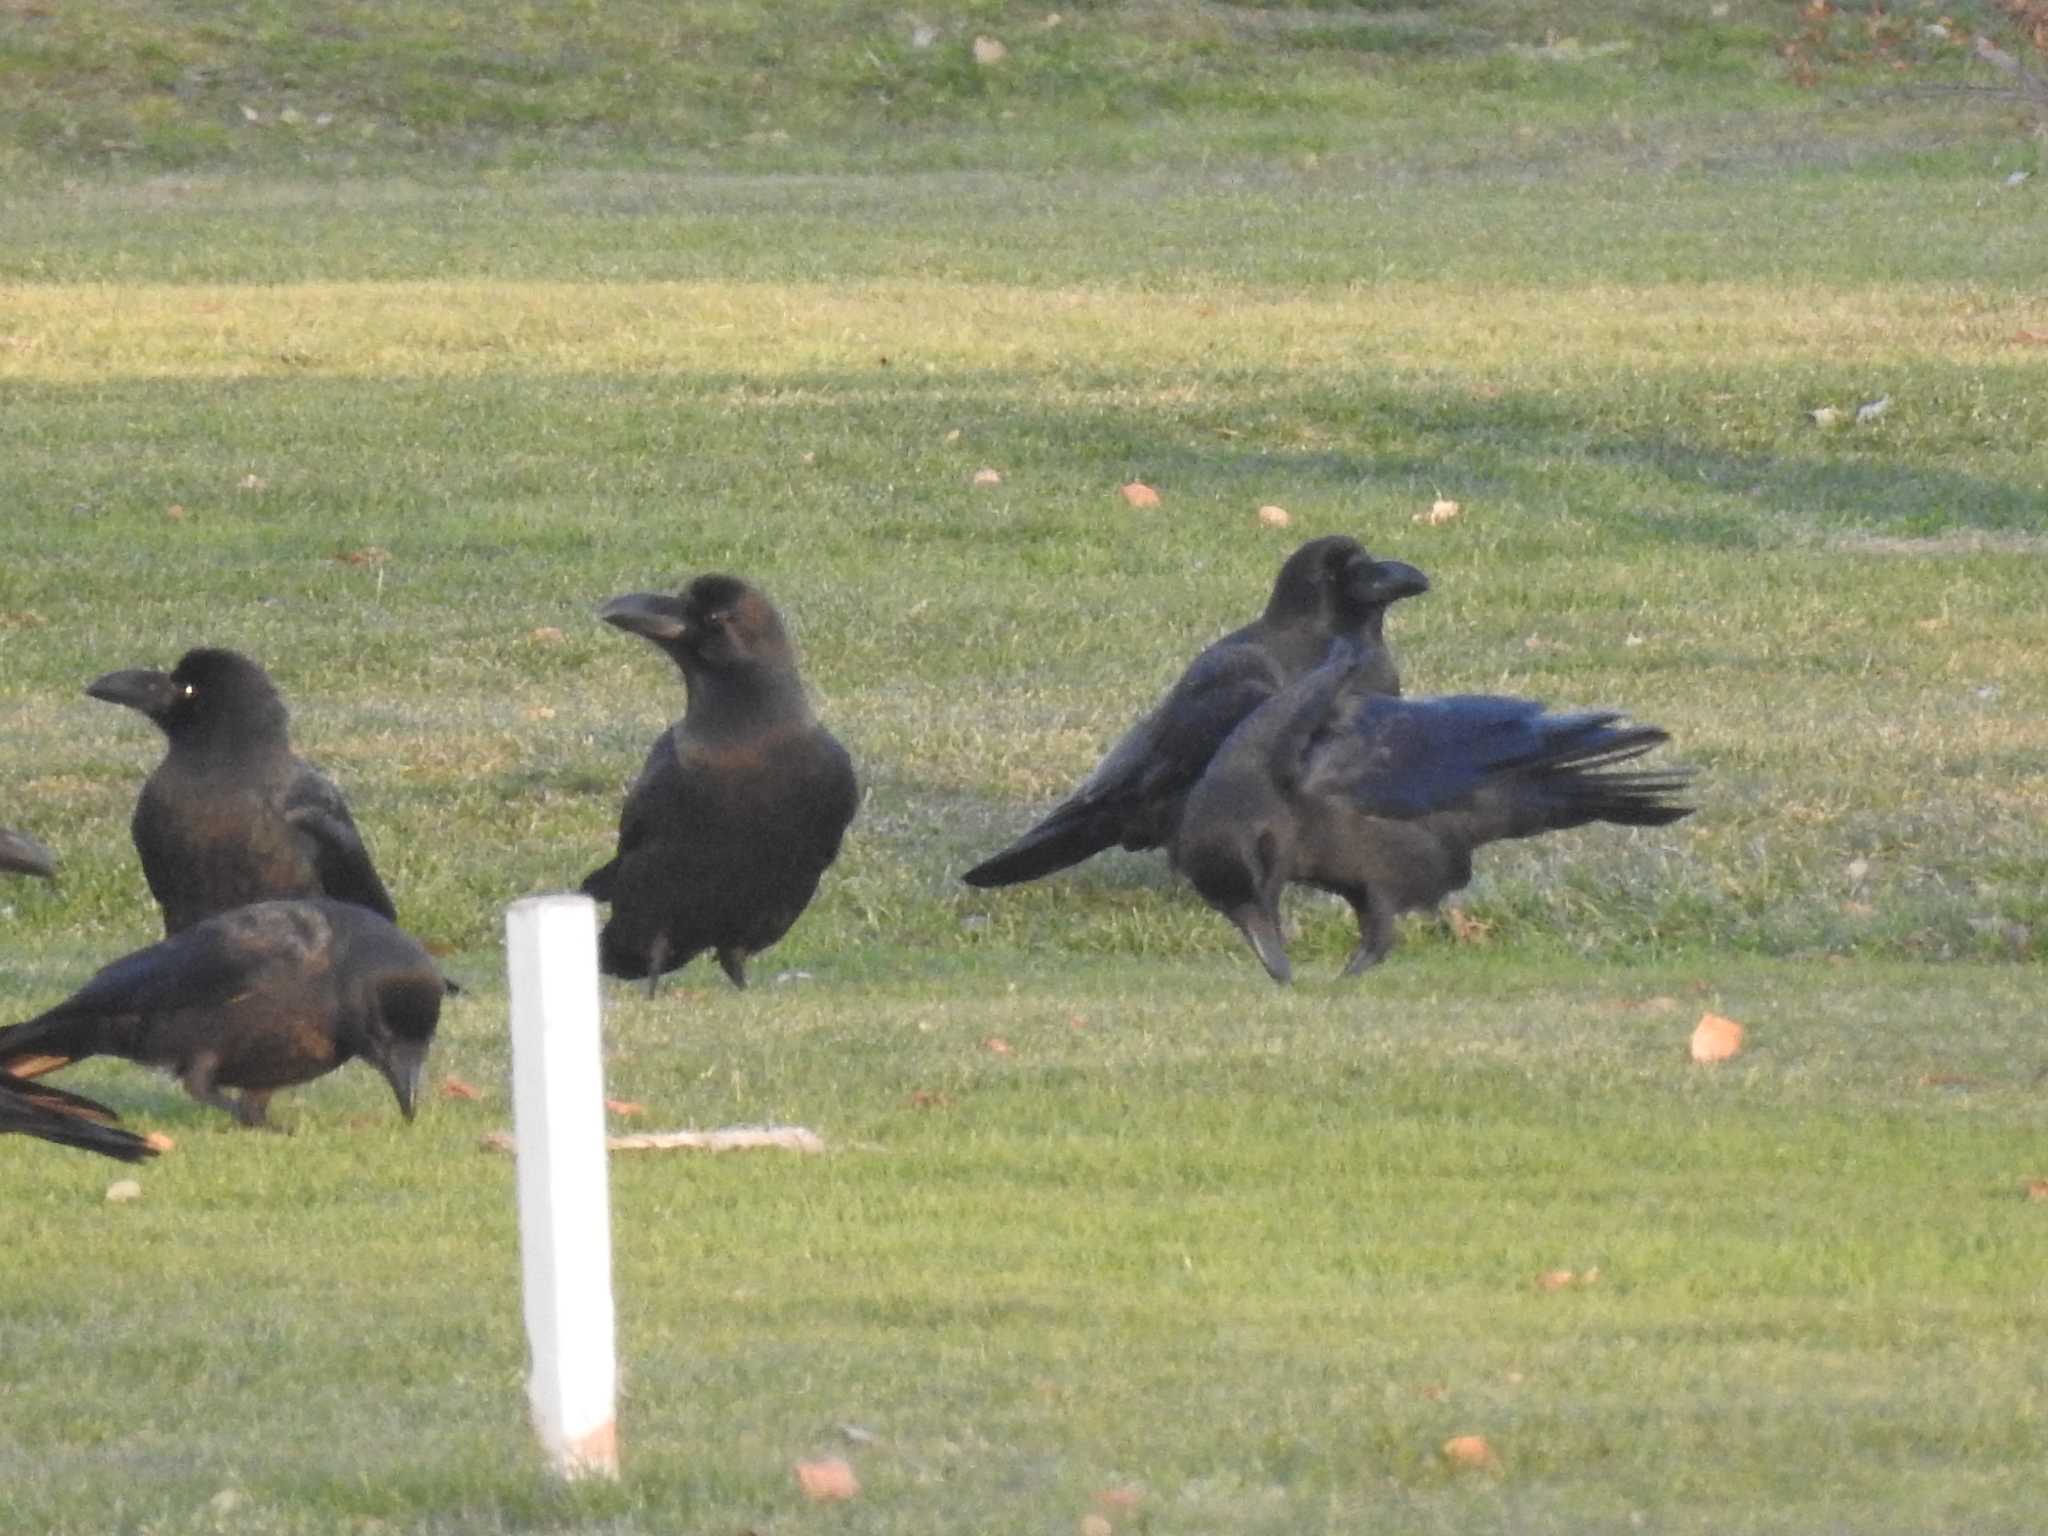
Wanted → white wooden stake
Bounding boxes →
[506,894,619,1480]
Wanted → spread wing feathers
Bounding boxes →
[962,644,1287,887]
[1297,686,1693,837]
[0,1072,156,1162]
[285,769,399,921]
[0,904,324,1077]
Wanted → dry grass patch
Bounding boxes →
[2,280,2043,382]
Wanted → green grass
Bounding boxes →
[2,2,2046,1532]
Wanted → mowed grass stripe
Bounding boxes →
[3,280,2043,380]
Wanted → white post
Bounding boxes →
[506,894,620,1480]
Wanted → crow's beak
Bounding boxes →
[376,1039,430,1123]
[1365,559,1430,606]
[85,668,180,720]
[1229,903,1293,986]
[0,827,57,881]
[597,592,690,642]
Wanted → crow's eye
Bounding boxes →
[179,683,197,697]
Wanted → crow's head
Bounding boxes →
[599,576,794,668]
[341,928,444,1123]
[87,647,290,752]
[1177,816,1294,985]
[1265,536,1429,634]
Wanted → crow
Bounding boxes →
[87,648,400,938]
[0,899,442,1128]
[0,1071,156,1163]
[961,537,1429,888]
[1174,644,1693,983]
[0,826,56,880]
[580,575,858,990]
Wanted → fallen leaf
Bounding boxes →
[983,1035,1014,1055]
[907,1089,952,1109]
[1413,497,1462,526]
[799,450,816,465]
[1808,405,1844,427]
[1256,504,1292,528]
[1120,481,1161,508]
[1067,1013,1088,1030]
[530,626,565,643]
[604,1099,647,1117]
[525,705,557,721]
[237,472,268,491]
[1690,1010,1744,1063]
[2014,329,2048,345]
[2025,1179,2048,1202]
[1093,1487,1143,1512]
[332,546,391,566]
[971,467,1003,488]
[105,1179,143,1203]
[143,1131,177,1153]
[1444,907,1492,944]
[972,35,1008,64]
[1535,1269,1576,1292]
[1442,1434,1499,1470]
[794,1458,859,1502]
[1417,1382,1449,1401]
[1080,1517,1112,1536]
[439,1076,482,1101]
[943,427,963,443]
[165,504,187,521]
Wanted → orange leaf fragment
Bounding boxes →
[1444,907,1492,944]
[1442,1434,1499,1470]
[1256,503,1292,528]
[439,1076,483,1101]
[1080,1518,1112,1536]
[604,1099,647,1117]
[143,1131,177,1153]
[1120,481,1162,508]
[529,626,565,643]
[907,1089,951,1109]
[165,504,188,521]
[1413,497,1462,526]
[2026,1179,2048,1203]
[982,1035,1014,1055]
[794,1458,859,1502]
[1093,1486,1143,1512]
[2014,329,2048,345]
[1535,1269,1576,1292]
[1690,1011,1744,1063]
[333,546,391,566]
[971,467,1003,488]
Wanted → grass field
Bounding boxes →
[2,2,2046,1532]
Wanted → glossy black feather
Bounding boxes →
[961,538,1428,888]
[0,899,443,1127]
[88,649,400,935]
[0,826,56,880]
[580,576,858,990]
[0,1071,155,1162]
[1176,645,1694,982]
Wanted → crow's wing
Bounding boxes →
[285,763,399,921]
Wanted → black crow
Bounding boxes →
[580,575,858,990]
[0,1071,157,1163]
[961,537,1429,889]
[0,899,442,1128]
[1174,645,1693,983]
[0,826,56,880]
[86,648,399,937]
